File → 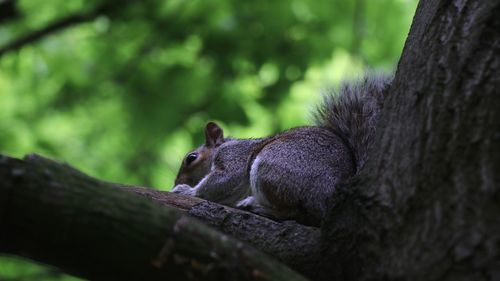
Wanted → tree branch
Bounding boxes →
[0,2,126,58]
[0,13,95,58]
[124,186,323,278]
[0,154,318,280]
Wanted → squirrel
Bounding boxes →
[172,75,391,226]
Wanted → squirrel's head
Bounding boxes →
[174,122,224,186]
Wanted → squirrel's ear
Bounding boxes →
[205,122,224,147]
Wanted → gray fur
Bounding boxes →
[314,74,392,172]
[174,138,264,205]
[173,74,392,225]
[238,126,357,225]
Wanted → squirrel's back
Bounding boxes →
[314,74,392,173]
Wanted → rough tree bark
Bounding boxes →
[322,0,500,280]
[0,0,499,280]
[0,155,312,281]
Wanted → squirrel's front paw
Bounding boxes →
[236,196,256,209]
[236,196,275,219]
[172,184,196,196]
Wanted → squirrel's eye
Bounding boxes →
[185,153,198,165]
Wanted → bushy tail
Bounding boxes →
[314,74,392,173]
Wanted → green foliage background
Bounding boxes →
[0,0,417,279]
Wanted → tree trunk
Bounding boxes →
[322,0,500,280]
[1,0,499,280]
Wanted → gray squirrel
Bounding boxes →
[172,75,391,226]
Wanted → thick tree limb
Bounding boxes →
[122,187,323,277]
[0,154,311,281]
